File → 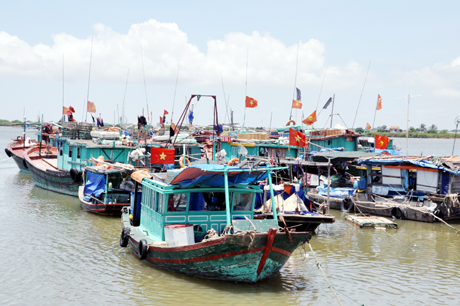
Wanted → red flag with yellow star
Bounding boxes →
[245,96,258,108]
[375,134,390,149]
[292,100,302,109]
[289,128,307,147]
[151,147,175,164]
[366,123,371,130]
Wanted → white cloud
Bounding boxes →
[0,19,365,89]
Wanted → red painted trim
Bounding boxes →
[271,247,291,257]
[256,228,277,276]
[149,237,226,252]
[147,246,265,263]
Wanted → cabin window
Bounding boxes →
[77,147,81,159]
[188,192,231,211]
[158,193,165,214]
[233,193,253,211]
[69,146,72,158]
[167,194,188,212]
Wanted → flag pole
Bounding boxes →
[140,45,150,123]
[289,41,300,121]
[372,95,378,131]
[85,36,94,123]
[243,46,249,128]
[62,53,65,123]
[330,94,335,128]
[171,64,180,124]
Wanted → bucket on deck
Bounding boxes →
[164,224,195,246]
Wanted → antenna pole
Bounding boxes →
[289,41,300,121]
[453,117,459,156]
[62,53,65,123]
[140,45,150,122]
[352,60,371,129]
[121,69,130,127]
[243,46,249,128]
[372,95,378,131]
[406,93,411,156]
[171,64,180,124]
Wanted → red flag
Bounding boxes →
[289,128,307,147]
[245,96,258,108]
[87,101,96,113]
[366,123,371,130]
[376,94,382,110]
[375,134,390,149]
[151,147,175,164]
[69,106,75,113]
[164,110,169,115]
[63,107,70,115]
[160,116,164,127]
[302,110,317,125]
[292,100,302,109]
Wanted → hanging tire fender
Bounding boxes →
[70,168,82,183]
[391,207,406,220]
[5,148,12,158]
[119,228,130,248]
[341,196,354,212]
[138,239,149,260]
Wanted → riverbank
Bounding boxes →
[361,132,458,139]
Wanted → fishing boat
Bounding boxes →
[5,135,39,173]
[120,164,312,282]
[78,158,137,214]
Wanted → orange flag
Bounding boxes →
[302,110,317,125]
[292,100,302,109]
[63,106,70,115]
[87,101,96,113]
[366,123,371,130]
[289,128,307,147]
[375,134,390,149]
[245,96,258,108]
[376,94,382,110]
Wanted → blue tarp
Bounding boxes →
[356,158,460,176]
[316,184,355,198]
[83,172,106,199]
[170,164,268,187]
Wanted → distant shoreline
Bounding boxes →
[364,132,457,139]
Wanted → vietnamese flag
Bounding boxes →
[292,100,302,109]
[63,106,70,115]
[289,128,307,147]
[366,123,371,130]
[376,94,382,110]
[375,134,390,149]
[151,147,175,164]
[87,101,96,113]
[302,110,317,125]
[245,96,258,108]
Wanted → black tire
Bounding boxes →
[119,228,130,248]
[138,239,149,260]
[341,197,354,212]
[391,207,405,220]
[70,168,82,183]
[5,148,12,158]
[433,208,444,220]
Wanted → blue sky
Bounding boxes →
[1,1,459,130]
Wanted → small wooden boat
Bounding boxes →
[78,164,136,214]
[24,145,81,196]
[120,164,312,282]
[5,136,39,173]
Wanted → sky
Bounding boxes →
[1,0,459,130]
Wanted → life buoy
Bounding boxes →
[138,239,149,260]
[391,207,405,220]
[228,157,239,166]
[179,156,191,168]
[4,148,12,158]
[341,196,354,212]
[119,228,130,248]
[286,120,296,126]
[70,168,82,183]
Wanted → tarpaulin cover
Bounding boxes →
[84,172,106,198]
[311,151,380,162]
[356,158,460,176]
[170,164,268,187]
[316,184,355,198]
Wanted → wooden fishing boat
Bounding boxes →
[5,136,39,173]
[120,164,312,282]
[78,163,136,214]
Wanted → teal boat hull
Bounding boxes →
[121,208,311,282]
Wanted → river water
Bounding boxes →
[1,126,459,306]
